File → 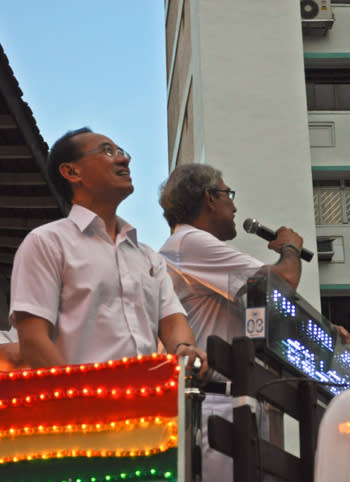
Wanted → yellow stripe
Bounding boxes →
[0,417,178,463]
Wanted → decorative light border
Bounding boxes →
[56,468,176,481]
[0,417,177,464]
[0,379,178,410]
[0,416,177,440]
[0,354,181,469]
[1,354,178,383]
[0,445,176,465]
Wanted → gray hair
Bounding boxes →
[159,163,222,229]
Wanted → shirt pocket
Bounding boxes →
[136,272,161,322]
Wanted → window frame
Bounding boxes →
[313,180,350,225]
[306,68,350,111]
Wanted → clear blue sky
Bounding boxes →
[0,0,170,250]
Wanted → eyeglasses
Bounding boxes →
[77,143,131,160]
[210,189,235,200]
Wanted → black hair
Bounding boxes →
[47,127,92,203]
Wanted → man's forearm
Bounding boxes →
[159,313,196,354]
[271,245,302,290]
[159,313,208,379]
[16,314,66,368]
[266,227,303,290]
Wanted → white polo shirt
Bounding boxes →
[10,205,185,364]
[160,224,263,354]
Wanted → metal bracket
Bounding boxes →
[232,395,258,414]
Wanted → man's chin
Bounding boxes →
[220,228,237,242]
[123,184,134,196]
[227,228,237,241]
[116,184,134,203]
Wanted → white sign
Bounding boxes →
[245,307,266,338]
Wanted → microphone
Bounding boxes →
[243,218,314,262]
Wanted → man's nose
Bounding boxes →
[116,152,130,164]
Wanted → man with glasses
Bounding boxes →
[8,128,207,375]
[159,163,303,482]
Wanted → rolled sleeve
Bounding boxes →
[10,232,62,327]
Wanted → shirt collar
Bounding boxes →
[68,204,100,231]
[174,224,196,233]
[68,204,138,245]
[117,216,138,246]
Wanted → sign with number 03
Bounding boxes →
[245,307,266,338]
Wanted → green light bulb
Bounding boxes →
[164,472,172,479]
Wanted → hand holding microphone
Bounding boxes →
[243,218,314,262]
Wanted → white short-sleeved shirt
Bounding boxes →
[10,205,185,364]
[160,224,263,354]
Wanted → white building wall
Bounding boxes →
[309,112,350,166]
[309,112,350,287]
[304,5,350,292]
[191,0,320,308]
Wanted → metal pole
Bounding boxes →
[184,358,205,481]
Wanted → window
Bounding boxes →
[322,296,350,332]
[313,180,350,224]
[306,69,350,111]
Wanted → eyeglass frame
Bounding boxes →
[209,188,235,200]
[75,142,131,161]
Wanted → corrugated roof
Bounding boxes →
[0,43,67,292]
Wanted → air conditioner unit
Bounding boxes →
[301,0,334,36]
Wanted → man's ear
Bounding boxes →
[58,163,81,184]
[203,189,216,212]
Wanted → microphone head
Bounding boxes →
[243,218,259,234]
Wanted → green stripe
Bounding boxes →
[304,52,350,58]
[312,166,350,171]
[320,284,350,290]
[0,449,178,482]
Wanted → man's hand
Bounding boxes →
[268,227,303,254]
[0,342,27,371]
[175,343,208,380]
[334,324,350,345]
